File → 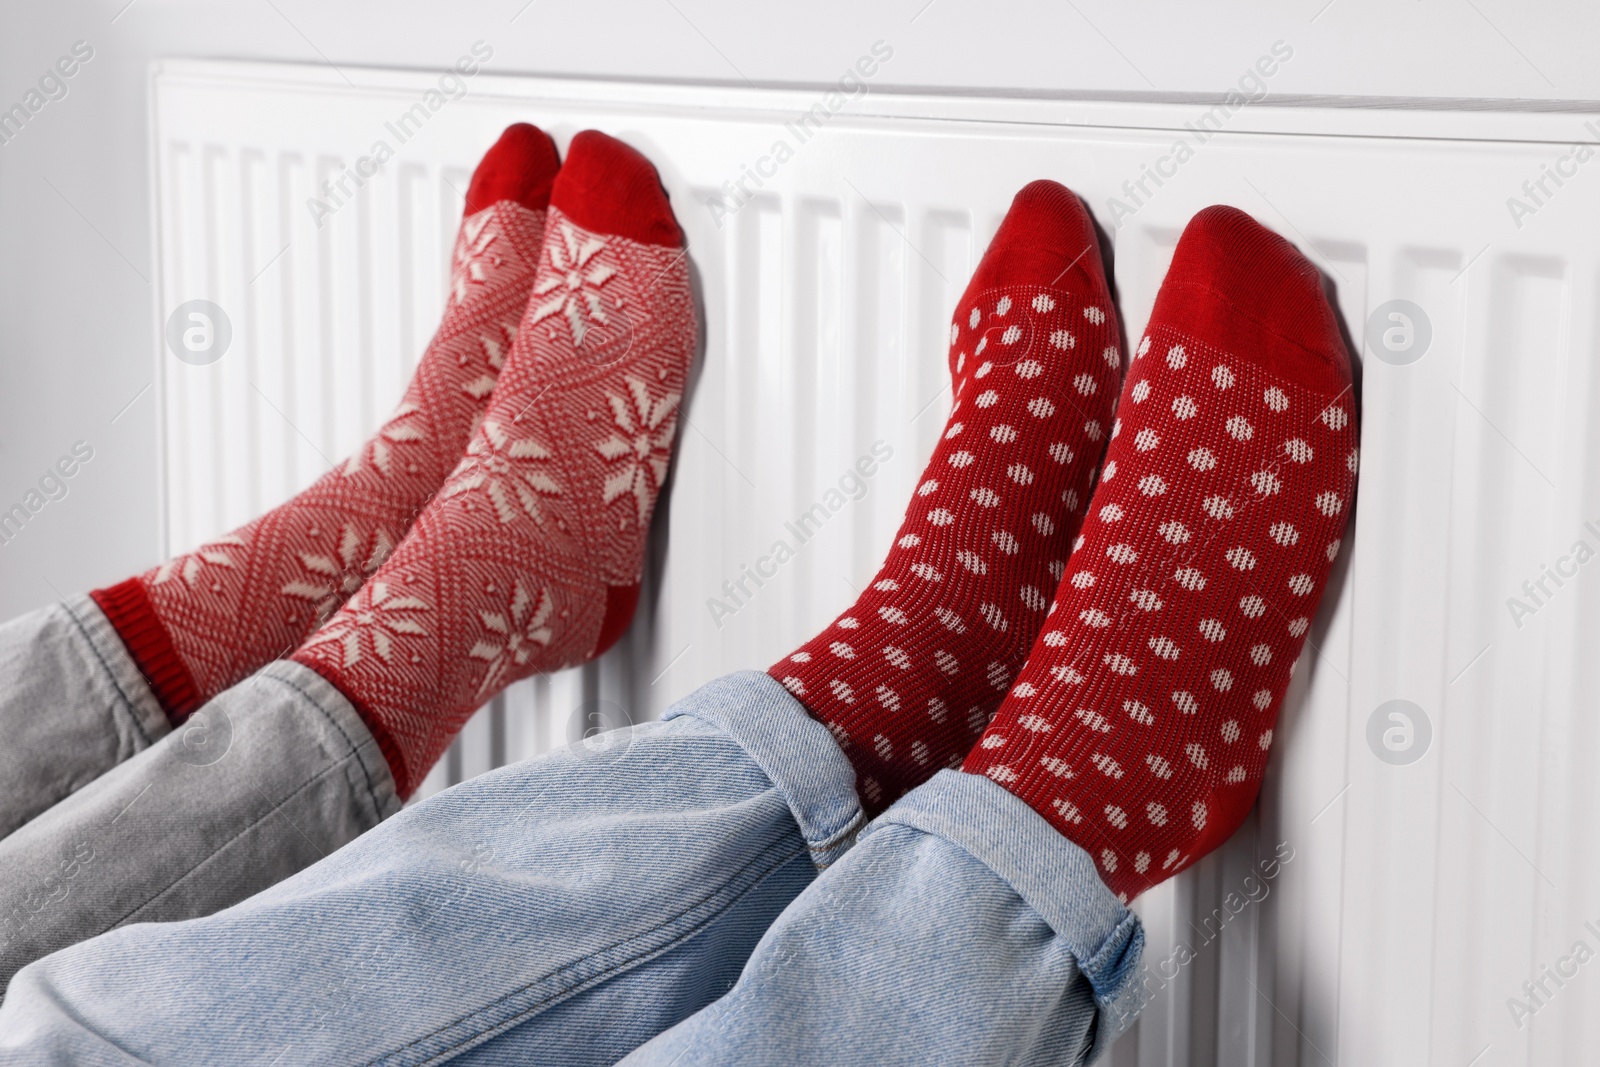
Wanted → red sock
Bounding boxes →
[965,205,1359,901]
[89,125,559,722]
[772,181,1122,812]
[291,131,696,797]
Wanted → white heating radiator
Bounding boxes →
[151,58,1600,1066]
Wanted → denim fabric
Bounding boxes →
[0,659,398,989]
[0,670,1144,1066]
[0,596,169,840]
[621,770,1144,1067]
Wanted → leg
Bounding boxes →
[0,672,860,1067]
[619,770,1145,1067]
[0,596,167,840]
[0,659,399,988]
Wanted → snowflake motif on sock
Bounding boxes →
[442,417,562,524]
[469,581,554,696]
[527,222,618,346]
[150,535,245,591]
[342,403,427,478]
[597,377,680,525]
[304,580,429,668]
[281,524,397,624]
[450,211,508,307]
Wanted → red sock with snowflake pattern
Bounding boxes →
[290,131,696,797]
[771,181,1122,812]
[88,124,559,723]
[963,205,1359,901]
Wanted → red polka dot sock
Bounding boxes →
[963,205,1360,901]
[89,124,559,724]
[772,180,1123,813]
[291,131,696,797]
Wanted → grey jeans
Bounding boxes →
[0,598,400,989]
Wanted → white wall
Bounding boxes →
[1,0,1595,615]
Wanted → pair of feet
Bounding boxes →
[93,125,697,797]
[773,184,1357,901]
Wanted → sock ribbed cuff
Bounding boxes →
[89,577,203,725]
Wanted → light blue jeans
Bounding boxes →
[0,671,1145,1066]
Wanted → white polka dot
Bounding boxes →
[1032,293,1055,312]
[1188,447,1217,471]
[1239,595,1265,618]
[1225,547,1258,570]
[1146,802,1167,825]
[1173,691,1199,714]
[1204,496,1235,520]
[1269,522,1300,546]
[1199,618,1226,641]
[1001,325,1022,344]
[790,651,812,663]
[874,579,899,591]
[990,424,1018,444]
[1084,306,1105,324]
[1167,345,1187,369]
[1252,470,1282,495]
[1321,404,1348,429]
[971,487,1000,507]
[830,679,855,702]
[1021,586,1047,611]
[1101,458,1116,480]
[1147,754,1173,778]
[1105,653,1138,675]
[1285,438,1313,463]
[928,508,954,526]
[1172,396,1198,419]
[1221,720,1241,743]
[1149,635,1180,659]
[1032,512,1055,535]
[1140,474,1167,496]
[1085,420,1104,441]
[1287,617,1309,636]
[1174,567,1207,591]
[1107,543,1138,564]
[949,451,974,468]
[1070,572,1095,589]
[1265,387,1290,412]
[1081,608,1112,627]
[1130,589,1163,612]
[950,322,960,345]
[917,479,939,496]
[1074,373,1098,395]
[1135,428,1160,451]
[1259,729,1274,749]
[1103,346,1120,368]
[1250,643,1271,666]
[996,296,1012,315]
[1100,503,1125,522]
[1211,668,1234,691]
[968,307,981,328]
[1132,380,1151,403]
[1105,805,1129,829]
[878,606,907,625]
[945,421,964,439]
[884,646,912,669]
[977,390,999,407]
[1015,360,1043,379]
[1347,448,1360,473]
[1288,573,1314,595]
[1028,397,1056,418]
[1326,538,1342,561]
[957,550,987,573]
[1316,491,1344,516]
[1212,365,1235,389]
[992,530,1019,554]
[1137,336,1151,358]
[1050,328,1076,350]
[1159,521,1190,544]
[1227,415,1254,441]
[898,534,921,549]
[830,641,855,659]
[1008,464,1033,485]
[1252,689,1273,710]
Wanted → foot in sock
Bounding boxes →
[292,131,696,797]
[90,124,560,722]
[965,205,1359,901]
[772,181,1123,812]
